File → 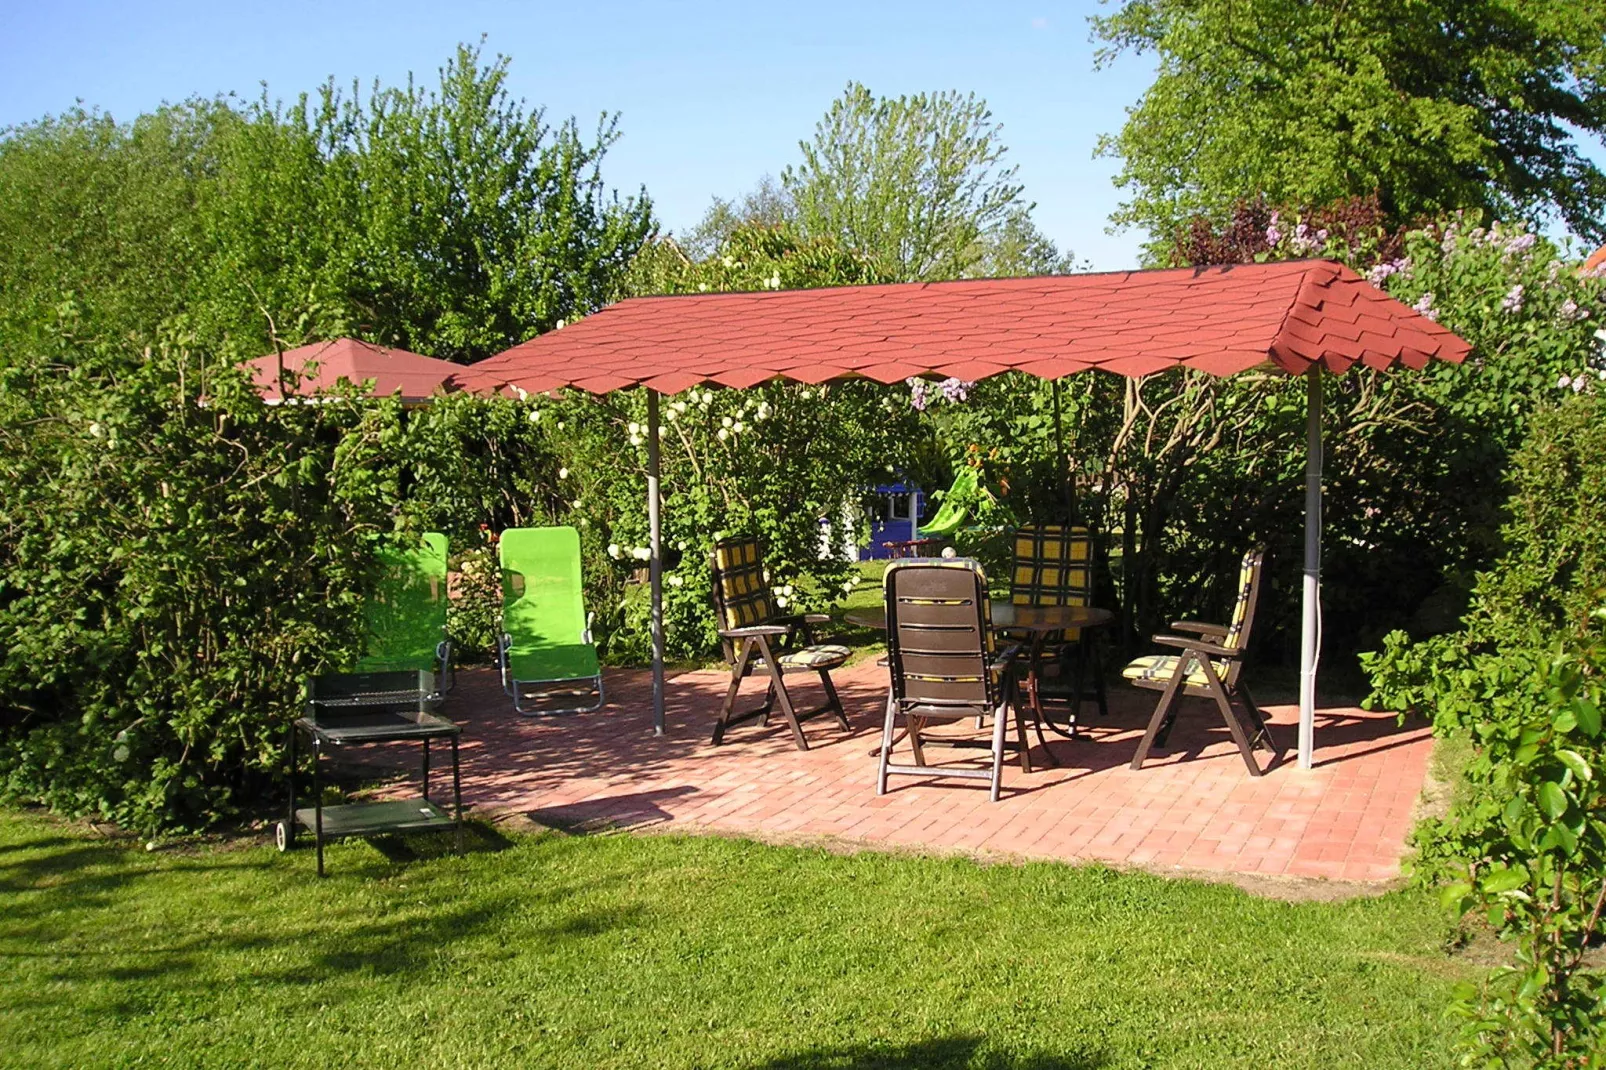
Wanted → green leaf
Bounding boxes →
[1536,781,1568,820]
[1555,749,1592,783]
[1479,865,1530,895]
[1573,698,1601,737]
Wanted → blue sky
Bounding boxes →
[0,1,1156,269]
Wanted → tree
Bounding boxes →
[783,82,1068,281]
[677,174,794,261]
[1093,0,1606,257]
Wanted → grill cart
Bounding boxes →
[276,670,462,877]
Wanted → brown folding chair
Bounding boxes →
[876,558,1024,801]
[709,536,851,750]
[1003,524,1106,729]
[1123,546,1280,776]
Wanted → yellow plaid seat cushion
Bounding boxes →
[776,644,851,670]
[713,537,776,629]
[1121,653,1226,689]
[1006,524,1091,643]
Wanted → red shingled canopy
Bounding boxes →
[453,260,1469,395]
[246,338,459,404]
[453,259,1472,765]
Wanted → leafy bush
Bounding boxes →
[0,330,405,833]
[1366,395,1606,1066]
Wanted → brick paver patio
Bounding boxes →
[431,660,1433,884]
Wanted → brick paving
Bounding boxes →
[429,660,1432,884]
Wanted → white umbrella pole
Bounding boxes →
[1298,365,1322,769]
[646,388,665,736]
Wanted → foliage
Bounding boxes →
[1093,0,1606,259]
[0,808,1470,1067]
[0,328,405,833]
[1365,396,1606,1066]
[0,43,653,365]
[781,82,1068,281]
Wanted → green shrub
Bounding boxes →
[0,331,406,833]
[1365,395,1606,1066]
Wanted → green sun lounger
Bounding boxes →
[918,467,980,538]
[353,531,453,697]
[498,526,603,715]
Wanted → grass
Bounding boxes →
[0,808,1474,1069]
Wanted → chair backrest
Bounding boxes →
[356,532,448,673]
[710,536,777,632]
[1220,546,1267,676]
[500,526,589,655]
[1009,525,1091,608]
[884,559,1000,720]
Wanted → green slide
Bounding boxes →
[355,532,452,686]
[918,468,979,538]
[499,526,603,715]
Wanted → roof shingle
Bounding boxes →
[454,260,1469,395]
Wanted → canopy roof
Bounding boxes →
[456,259,1470,396]
[246,338,459,403]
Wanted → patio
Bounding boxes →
[430,661,1433,886]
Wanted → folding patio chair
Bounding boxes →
[708,536,851,750]
[1123,546,1280,776]
[1002,524,1106,725]
[353,531,453,698]
[876,558,1023,802]
[498,526,604,715]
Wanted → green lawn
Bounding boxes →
[0,809,1469,1069]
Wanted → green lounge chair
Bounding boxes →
[354,532,453,697]
[917,467,980,539]
[498,526,604,715]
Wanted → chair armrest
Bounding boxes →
[801,613,831,625]
[1170,621,1227,637]
[720,624,793,638]
[1152,634,1239,658]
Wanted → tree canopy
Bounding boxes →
[1093,0,1606,256]
[777,82,1071,281]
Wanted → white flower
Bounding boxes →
[558,467,569,479]
[528,409,541,424]
[671,400,687,414]
[607,543,622,559]
[697,283,709,292]
[556,420,566,430]
[88,422,104,439]
[732,421,745,433]
[666,408,679,422]
[629,434,644,446]
[571,499,583,509]
[628,422,641,435]
[667,575,684,588]
[721,416,733,428]
[676,540,687,551]
[555,319,566,330]
[578,518,589,527]
[658,425,667,437]
[631,547,651,561]
[780,584,794,596]
[717,428,730,441]
[768,272,781,290]
[513,386,529,400]
[1559,374,1574,389]
[774,594,789,608]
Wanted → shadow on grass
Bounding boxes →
[748,1036,1106,1069]
[365,819,517,864]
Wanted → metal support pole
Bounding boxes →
[646,388,665,736]
[1052,378,1072,524]
[1298,365,1322,770]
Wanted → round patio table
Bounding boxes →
[845,602,1115,741]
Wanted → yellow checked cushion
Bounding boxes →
[713,537,776,629]
[1121,653,1227,689]
[777,644,851,670]
[1223,548,1257,650]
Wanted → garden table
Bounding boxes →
[845,601,1114,744]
